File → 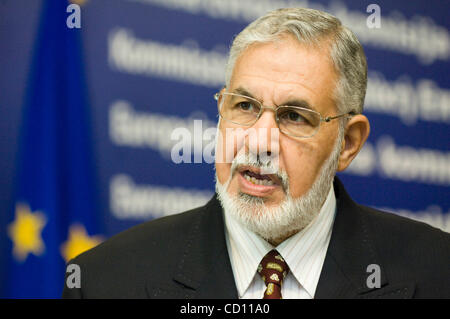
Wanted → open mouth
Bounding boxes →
[238,166,278,186]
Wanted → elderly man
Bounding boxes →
[63,8,450,299]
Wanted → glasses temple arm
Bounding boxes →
[323,110,357,122]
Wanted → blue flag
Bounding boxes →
[6,0,103,298]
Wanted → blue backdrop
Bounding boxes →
[0,0,449,298]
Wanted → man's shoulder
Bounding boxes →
[74,204,206,266]
[359,204,449,246]
[358,204,450,283]
[64,203,210,298]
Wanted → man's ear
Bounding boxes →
[217,86,227,100]
[337,114,370,171]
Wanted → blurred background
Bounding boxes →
[0,0,448,298]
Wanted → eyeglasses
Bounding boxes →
[214,91,356,138]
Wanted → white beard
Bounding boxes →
[215,129,343,243]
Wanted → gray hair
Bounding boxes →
[225,7,367,115]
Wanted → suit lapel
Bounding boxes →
[315,177,415,299]
[169,195,238,298]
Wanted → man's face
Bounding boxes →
[215,35,341,206]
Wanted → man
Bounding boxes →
[63,8,450,299]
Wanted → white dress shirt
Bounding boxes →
[223,184,336,299]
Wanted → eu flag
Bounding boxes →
[6,0,103,298]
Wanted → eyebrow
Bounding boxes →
[232,87,256,99]
[231,86,315,111]
[281,98,314,111]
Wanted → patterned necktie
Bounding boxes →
[257,249,289,299]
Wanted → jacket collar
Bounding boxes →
[170,195,239,298]
[315,177,415,299]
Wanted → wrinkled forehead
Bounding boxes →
[228,37,338,113]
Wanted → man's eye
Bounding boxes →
[237,102,253,111]
[285,111,307,123]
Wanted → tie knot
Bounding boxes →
[258,250,289,299]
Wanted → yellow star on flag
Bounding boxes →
[60,224,103,262]
[8,203,47,262]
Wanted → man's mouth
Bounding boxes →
[241,170,275,186]
[237,166,280,187]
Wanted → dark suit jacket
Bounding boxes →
[62,178,450,299]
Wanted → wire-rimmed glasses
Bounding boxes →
[214,91,356,138]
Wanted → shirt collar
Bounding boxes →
[223,184,336,298]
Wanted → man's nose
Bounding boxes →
[245,110,280,160]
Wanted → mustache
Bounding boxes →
[231,152,289,192]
